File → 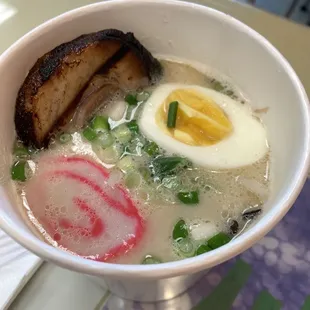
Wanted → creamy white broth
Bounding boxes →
[13,59,269,264]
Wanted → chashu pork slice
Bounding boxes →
[68,42,157,129]
[15,29,162,148]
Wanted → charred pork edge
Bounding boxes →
[15,29,163,148]
[15,29,128,148]
[123,32,162,83]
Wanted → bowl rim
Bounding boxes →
[0,0,309,279]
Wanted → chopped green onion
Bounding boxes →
[83,127,97,141]
[177,191,199,205]
[137,91,150,102]
[117,156,136,173]
[139,167,151,181]
[167,101,179,128]
[173,219,188,241]
[91,115,110,132]
[11,160,27,182]
[207,232,231,249]
[144,141,159,156]
[59,133,72,144]
[176,238,194,257]
[196,244,212,256]
[142,254,162,264]
[112,124,132,144]
[93,144,121,164]
[96,132,114,148]
[13,144,29,158]
[127,120,139,133]
[125,93,138,106]
[125,172,142,189]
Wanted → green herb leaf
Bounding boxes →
[173,219,189,241]
[144,141,159,156]
[151,156,188,177]
[196,244,212,256]
[207,232,231,249]
[127,120,139,133]
[125,93,138,106]
[177,191,199,205]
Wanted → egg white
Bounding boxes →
[139,84,268,169]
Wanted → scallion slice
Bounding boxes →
[125,172,142,189]
[112,124,132,144]
[11,160,27,182]
[176,238,194,257]
[196,244,212,256]
[91,115,110,132]
[82,127,97,141]
[96,132,114,148]
[167,101,179,128]
[207,232,231,249]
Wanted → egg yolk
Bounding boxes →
[156,89,233,146]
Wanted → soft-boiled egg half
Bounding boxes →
[139,84,268,169]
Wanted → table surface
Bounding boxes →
[1,0,310,309]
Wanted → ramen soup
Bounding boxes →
[11,29,269,264]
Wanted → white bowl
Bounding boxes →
[0,0,309,302]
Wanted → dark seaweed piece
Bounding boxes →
[242,207,262,220]
[229,220,239,235]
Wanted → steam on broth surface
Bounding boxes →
[11,30,269,264]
